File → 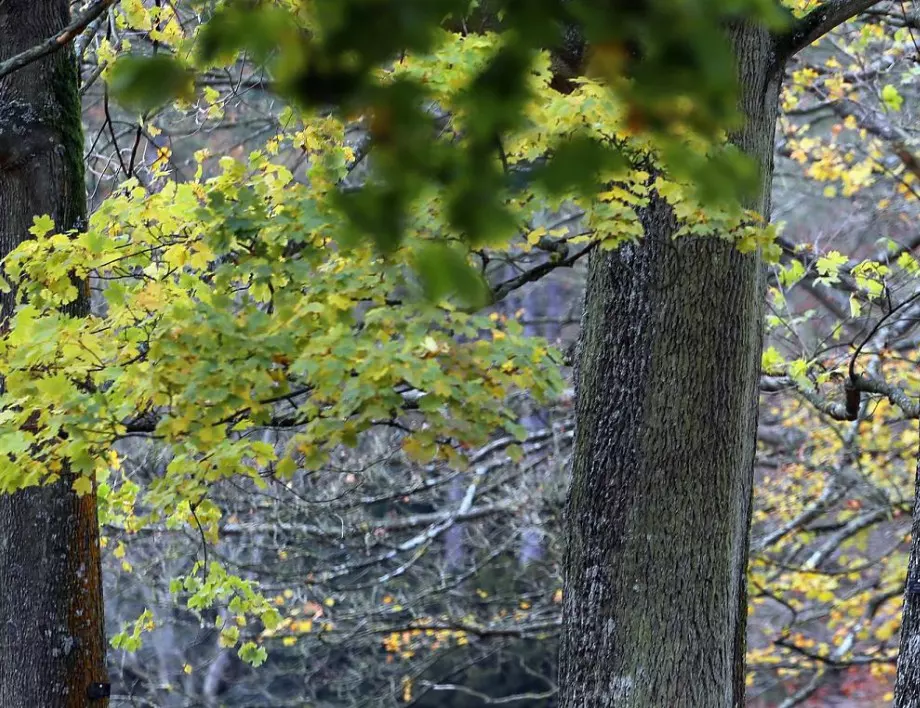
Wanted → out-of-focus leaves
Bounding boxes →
[532,136,627,195]
[457,44,534,141]
[660,140,760,207]
[110,0,789,280]
[334,184,408,255]
[194,5,297,67]
[108,55,194,112]
[414,242,490,308]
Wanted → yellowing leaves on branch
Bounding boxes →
[0,2,786,670]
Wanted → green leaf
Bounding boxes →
[73,476,93,497]
[275,457,297,478]
[238,641,268,667]
[414,243,489,309]
[761,346,784,375]
[108,55,195,112]
[849,294,862,318]
[778,260,805,288]
[28,214,56,238]
[882,84,903,112]
[815,251,848,285]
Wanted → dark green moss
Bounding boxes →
[50,49,90,319]
[50,49,86,230]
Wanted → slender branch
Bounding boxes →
[777,670,827,708]
[803,507,890,569]
[761,375,854,420]
[855,371,920,418]
[762,370,920,420]
[366,618,561,639]
[850,291,920,381]
[0,0,117,81]
[825,98,920,182]
[419,682,557,705]
[209,502,516,539]
[491,241,595,302]
[754,479,846,551]
[777,0,881,61]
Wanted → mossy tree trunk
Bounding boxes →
[558,21,783,708]
[0,1,108,706]
[559,0,882,701]
[894,434,920,706]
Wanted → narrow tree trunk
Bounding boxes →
[894,423,920,707]
[558,23,782,707]
[0,2,109,706]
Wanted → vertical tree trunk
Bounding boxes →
[558,23,782,708]
[0,1,109,706]
[894,425,920,707]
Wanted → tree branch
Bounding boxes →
[826,98,920,182]
[0,0,117,81]
[419,682,557,705]
[777,0,881,62]
[490,241,595,302]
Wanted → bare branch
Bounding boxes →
[491,241,595,302]
[760,375,854,420]
[827,98,920,182]
[0,0,117,81]
[855,371,920,417]
[777,670,828,708]
[777,0,881,62]
[420,681,557,705]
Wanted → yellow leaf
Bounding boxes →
[72,476,93,497]
[327,293,352,310]
[163,244,188,268]
[526,226,546,245]
[29,214,56,238]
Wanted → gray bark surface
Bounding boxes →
[558,23,782,708]
[0,1,108,706]
[894,433,920,707]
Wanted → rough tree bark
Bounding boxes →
[0,1,108,706]
[558,2,878,706]
[894,424,920,706]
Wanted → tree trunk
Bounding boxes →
[558,23,782,708]
[0,2,109,706]
[894,424,920,707]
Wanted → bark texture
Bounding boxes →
[0,1,108,706]
[558,23,783,708]
[894,427,920,707]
